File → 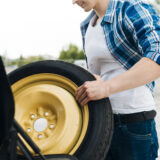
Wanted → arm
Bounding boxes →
[75,57,160,106]
[75,2,160,106]
[106,57,160,95]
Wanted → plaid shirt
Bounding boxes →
[80,0,160,95]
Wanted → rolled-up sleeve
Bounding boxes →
[124,1,160,65]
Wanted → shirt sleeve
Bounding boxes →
[124,1,160,65]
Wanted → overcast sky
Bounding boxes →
[0,0,157,59]
[0,0,88,59]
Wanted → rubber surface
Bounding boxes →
[0,57,15,144]
[8,60,113,160]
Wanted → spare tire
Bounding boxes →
[8,60,113,160]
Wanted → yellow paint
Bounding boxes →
[11,73,89,155]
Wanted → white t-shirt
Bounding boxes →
[85,15,156,114]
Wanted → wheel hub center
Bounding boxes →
[34,118,48,132]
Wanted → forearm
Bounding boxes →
[106,57,160,95]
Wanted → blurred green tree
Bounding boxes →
[58,44,85,63]
[18,55,24,67]
[155,0,160,4]
[151,0,160,13]
[3,55,47,67]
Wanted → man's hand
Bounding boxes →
[75,58,160,107]
[75,74,110,106]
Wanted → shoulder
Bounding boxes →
[117,0,153,10]
[116,0,158,20]
[115,0,160,35]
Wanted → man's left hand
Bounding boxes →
[75,74,110,106]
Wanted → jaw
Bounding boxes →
[82,4,92,12]
[83,7,92,12]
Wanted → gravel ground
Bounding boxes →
[153,78,160,159]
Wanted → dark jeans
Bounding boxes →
[105,118,159,160]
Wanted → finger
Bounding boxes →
[78,91,87,103]
[76,84,83,93]
[80,97,89,106]
[75,86,85,100]
[76,82,88,97]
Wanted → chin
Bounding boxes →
[83,7,92,12]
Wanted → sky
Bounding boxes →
[0,0,88,59]
[0,0,158,60]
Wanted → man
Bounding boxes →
[73,0,160,159]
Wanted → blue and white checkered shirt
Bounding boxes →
[80,0,160,95]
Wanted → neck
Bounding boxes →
[93,0,110,18]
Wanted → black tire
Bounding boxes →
[8,60,113,160]
[0,57,15,142]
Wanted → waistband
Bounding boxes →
[114,110,156,125]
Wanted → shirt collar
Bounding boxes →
[102,0,117,24]
[80,0,117,28]
[80,10,95,28]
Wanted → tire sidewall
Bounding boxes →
[8,60,113,160]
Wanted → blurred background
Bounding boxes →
[1,0,160,158]
[0,0,159,70]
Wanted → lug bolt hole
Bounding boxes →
[31,114,35,119]
[27,128,31,132]
[38,134,43,139]
[45,112,49,116]
[50,124,54,129]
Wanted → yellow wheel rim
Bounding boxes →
[11,73,89,155]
